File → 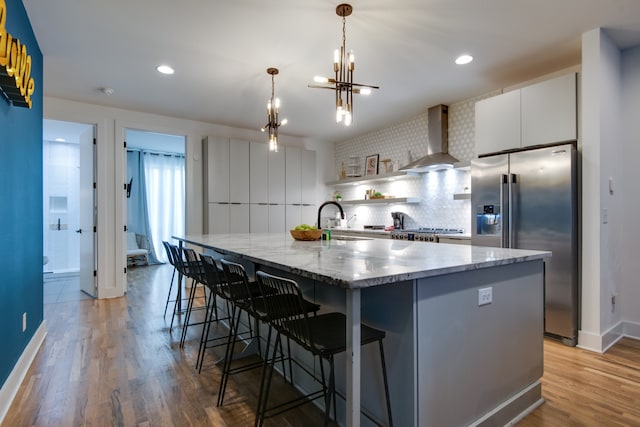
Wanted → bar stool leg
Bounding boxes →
[379,341,394,427]
[217,303,242,407]
[179,278,199,347]
[163,267,176,317]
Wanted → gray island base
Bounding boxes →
[174,233,550,427]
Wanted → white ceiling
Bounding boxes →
[23,0,640,144]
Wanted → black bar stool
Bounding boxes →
[179,247,209,348]
[217,259,320,408]
[161,241,180,318]
[255,270,393,427]
[196,253,233,372]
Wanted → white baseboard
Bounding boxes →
[0,322,47,425]
[577,329,605,352]
[602,322,625,352]
[578,321,640,353]
[623,321,640,340]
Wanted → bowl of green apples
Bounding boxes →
[290,224,322,241]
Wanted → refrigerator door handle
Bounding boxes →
[509,173,517,248]
[500,174,509,248]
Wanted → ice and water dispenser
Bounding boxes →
[475,204,501,236]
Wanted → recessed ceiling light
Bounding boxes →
[55,138,66,142]
[156,65,175,75]
[455,54,474,65]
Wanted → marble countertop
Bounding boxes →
[175,233,550,289]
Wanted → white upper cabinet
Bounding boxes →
[204,136,230,202]
[250,141,287,205]
[285,146,302,205]
[250,141,269,204]
[285,146,316,206]
[300,149,316,205]
[521,73,577,147]
[229,139,250,203]
[268,149,286,204]
[475,89,521,156]
[475,72,578,156]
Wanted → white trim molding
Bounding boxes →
[0,322,47,424]
[578,321,639,353]
[623,321,640,341]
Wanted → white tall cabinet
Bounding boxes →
[204,137,315,234]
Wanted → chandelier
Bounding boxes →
[261,67,287,152]
[309,3,379,126]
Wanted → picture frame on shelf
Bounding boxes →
[365,154,379,176]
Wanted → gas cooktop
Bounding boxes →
[390,227,464,242]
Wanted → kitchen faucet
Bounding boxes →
[317,201,345,229]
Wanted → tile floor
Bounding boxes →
[43,273,93,304]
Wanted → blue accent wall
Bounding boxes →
[0,0,43,387]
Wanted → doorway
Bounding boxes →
[125,129,185,265]
[42,119,97,302]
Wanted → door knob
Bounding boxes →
[75,229,82,234]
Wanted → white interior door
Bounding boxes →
[79,126,96,297]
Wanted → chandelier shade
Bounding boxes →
[309,4,379,126]
[261,67,287,152]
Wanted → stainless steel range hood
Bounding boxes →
[400,104,459,172]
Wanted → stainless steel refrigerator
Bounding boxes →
[471,143,578,346]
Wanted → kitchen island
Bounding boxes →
[174,233,550,427]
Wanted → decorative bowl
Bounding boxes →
[290,229,322,241]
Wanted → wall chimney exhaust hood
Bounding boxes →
[400,104,459,172]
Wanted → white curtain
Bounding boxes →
[142,152,185,263]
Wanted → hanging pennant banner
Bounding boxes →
[0,0,36,108]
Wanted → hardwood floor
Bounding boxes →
[3,263,640,426]
[518,337,640,426]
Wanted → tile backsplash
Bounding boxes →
[333,92,497,231]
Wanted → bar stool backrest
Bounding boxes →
[219,259,253,305]
[162,241,176,267]
[168,244,187,274]
[199,254,224,293]
[255,271,314,351]
[182,247,204,282]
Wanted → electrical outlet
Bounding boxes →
[22,312,27,332]
[478,287,493,306]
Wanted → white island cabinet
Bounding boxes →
[175,233,549,427]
